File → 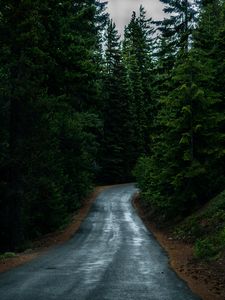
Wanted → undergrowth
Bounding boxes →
[174,189,225,260]
[0,252,16,260]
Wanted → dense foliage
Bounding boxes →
[175,190,225,259]
[1,0,225,252]
[134,0,225,220]
[100,6,155,183]
[0,0,107,251]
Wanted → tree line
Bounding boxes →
[0,0,108,251]
[134,0,225,221]
[0,0,225,251]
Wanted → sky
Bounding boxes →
[105,0,165,34]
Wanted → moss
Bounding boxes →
[194,227,225,260]
[174,190,225,259]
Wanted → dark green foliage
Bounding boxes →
[175,190,225,259]
[134,0,225,223]
[155,0,198,54]
[0,252,16,260]
[0,0,106,251]
[135,51,223,218]
[99,10,156,183]
[1,0,225,257]
[123,7,155,154]
[100,20,134,183]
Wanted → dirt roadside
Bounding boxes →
[133,193,225,300]
[1,186,225,300]
[0,186,108,273]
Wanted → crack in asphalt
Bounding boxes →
[0,184,201,300]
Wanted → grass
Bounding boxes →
[174,189,225,260]
[0,252,16,260]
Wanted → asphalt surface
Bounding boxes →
[0,184,201,300]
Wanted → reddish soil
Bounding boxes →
[0,186,108,273]
[133,193,225,300]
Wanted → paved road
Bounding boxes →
[0,184,200,300]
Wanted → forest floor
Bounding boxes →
[133,193,225,300]
[0,186,109,273]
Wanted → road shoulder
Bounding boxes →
[132,193,225,300]
[0,186,107,273]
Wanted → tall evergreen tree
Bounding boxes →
[0,0,50,249]
[135,51,223,218]
[0,0,107,251]
[100,20,135,183]
[123,7,155,153]
[155,0,198,54]
[192,0,225,191]
[134,0,225,220]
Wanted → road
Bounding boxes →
[0,184,200,300]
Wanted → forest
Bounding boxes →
[0,0,225,258]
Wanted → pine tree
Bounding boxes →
[214,1,225,100]
[123,7,155,154]
[134,1,225,219]
[191,0,225,193]
[100,20,135,183]
[0,0,107,250]
[0,0,50,249]
[155,0,198,55]
[135,51,223,218]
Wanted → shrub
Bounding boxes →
[0,252,16,260]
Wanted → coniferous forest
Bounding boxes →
[1,0,225,259]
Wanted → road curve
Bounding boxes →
[0,184,200,300]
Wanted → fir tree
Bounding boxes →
[100,20,135,183]
[0,0,107,250]
[134,1,225,219]
[135,51,223,218]
[123,7,155,153]
[155,0,198,57]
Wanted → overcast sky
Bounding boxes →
[105,0,165,34]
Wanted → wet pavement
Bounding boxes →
[0,184,201,300]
